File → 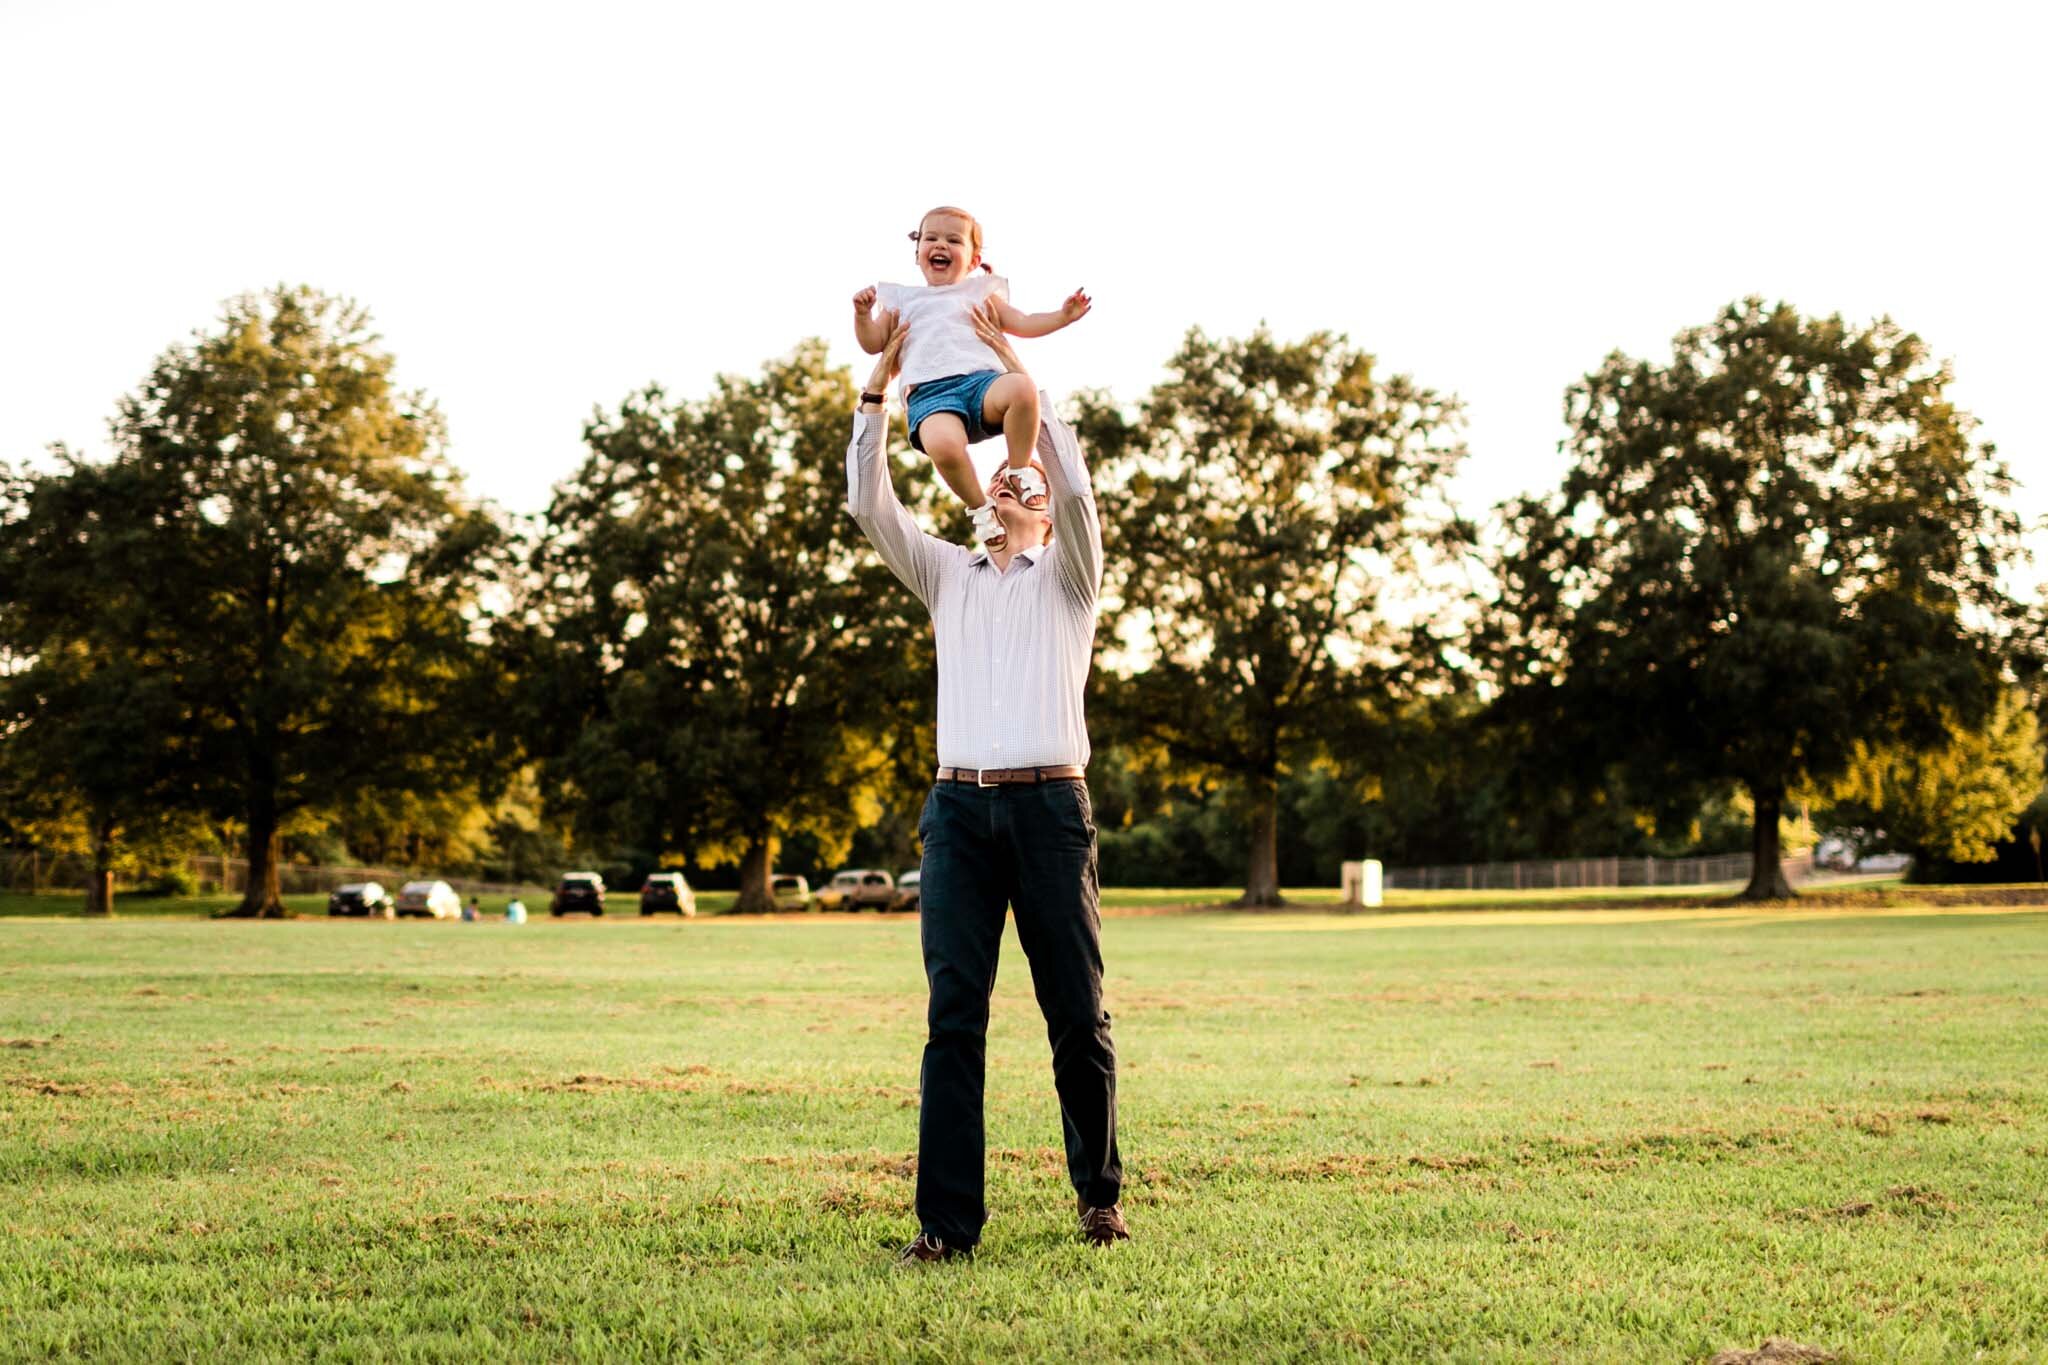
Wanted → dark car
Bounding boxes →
[639,872,696,917]
[327,881,391,918]
[550,872,606,917]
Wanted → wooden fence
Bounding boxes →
[1383,851,1817,892]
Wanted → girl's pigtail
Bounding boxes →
[980,261,996,274]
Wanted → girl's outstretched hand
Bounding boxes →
[971,300,1027,375]
[1060,288,1092,324]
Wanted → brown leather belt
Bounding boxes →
[936,765,1085,786]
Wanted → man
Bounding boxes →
[845,318,1126,1263]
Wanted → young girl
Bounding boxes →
[852,206,1090,552]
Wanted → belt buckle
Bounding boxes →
[977,766,994,789]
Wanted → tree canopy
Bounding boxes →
[511,340,936,912]
[3,287,503,915]
[1082,326,1471,905]
[1489,299,2029,899]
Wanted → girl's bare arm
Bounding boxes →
[852,286,890,354]
[991,288,1092,339]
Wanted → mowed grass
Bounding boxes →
[3,906,2045,1360]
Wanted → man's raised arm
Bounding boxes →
[1035,400,1103,606]
[845,320,955,609]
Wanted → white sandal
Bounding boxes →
[1002,465,1049,511]
[971,501,1008,553]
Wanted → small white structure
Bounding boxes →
[1340,859,1384,909]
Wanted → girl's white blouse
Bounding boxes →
[874,274,1010,393]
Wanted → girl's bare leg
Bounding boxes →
[919,414,987,508]
[981,373,1040,474]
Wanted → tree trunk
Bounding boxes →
[1235,775,1285,908]
[83,809,115,917]
[1739,783,1796,901]
[226,811,287,918]
[733,834,777,914]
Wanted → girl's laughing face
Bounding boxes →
[914,214,977,285]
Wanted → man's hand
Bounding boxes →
[971,300,1027,376]
[1059,288,1092,325]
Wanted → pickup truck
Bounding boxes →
[813,868,895,912]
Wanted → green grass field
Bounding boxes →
[4,902,2045,1359]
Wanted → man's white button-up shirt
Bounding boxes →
[845,398,1103,770]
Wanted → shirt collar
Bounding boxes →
[968,543,1049,569]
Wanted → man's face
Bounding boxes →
[915,214,976,286]
[987,460,1052,542]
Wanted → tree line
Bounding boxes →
[2,287,2040,915]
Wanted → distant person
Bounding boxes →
[851,205,1090,554]
[504,897,527,924]
[847,311,1125,1264]
[461,896,480,922]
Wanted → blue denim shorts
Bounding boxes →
[907,369,1003,452]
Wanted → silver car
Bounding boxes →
[393,880,460,919]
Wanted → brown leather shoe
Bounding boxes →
[1077,1200,1130,1246]
[894,1231,970,1265]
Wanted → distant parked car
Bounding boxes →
[771,874,811,911]
[551,871,606,917]
[815,868,895,912]
[639,872,696,917]
[392,880,460,919]
[327,882,391,918]
[891,869,922,913]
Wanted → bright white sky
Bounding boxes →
[3,0,2041,579]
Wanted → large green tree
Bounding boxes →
[1489,299,2028,899]
[1082,327,1471,906]
[512,341,934,912]
[12,287,503,916]
[1,458,212,913]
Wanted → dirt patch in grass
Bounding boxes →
[533,1072,707,1094]
[8,1076,135,1099]
[1525,1125,1793,1167]
[819,1179,913,1217]
[1887,1183,1957,1213]
[1710,1340,1840,1364]
[1266,1154,1389,1180]
[3,1036,58,1048]
[1789,1184,1956,1222]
